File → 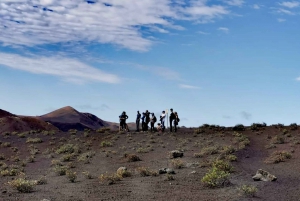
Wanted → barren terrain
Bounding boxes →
[0,124,300,201]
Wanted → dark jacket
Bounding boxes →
[169,112,175,121]
[136,113,141,121]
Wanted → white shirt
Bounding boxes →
[161,113,166,121]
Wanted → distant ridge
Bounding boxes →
[0,108,58,134]
[0,109,16,118]
[40,106,110,131]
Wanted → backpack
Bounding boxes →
[153,116,157,123]
[177,118,180,122]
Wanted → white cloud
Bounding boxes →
[252,4,261,9]
[218,27,229,33]
[279,1,300,8]
[276,8,295,15]
[179,84,200,89]
[0,53,120,84]
[277,18,286,22]
[0,0,231,51]
[198,31,210,35]
[296,77,300,81]
[223,0,245,6]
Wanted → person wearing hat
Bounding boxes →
[136,111,141,132]
[169,108,176,132]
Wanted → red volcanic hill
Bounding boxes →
[0,109,58,134]
[0,109,16,118]
[40,106,110,131]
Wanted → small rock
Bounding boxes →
[40,199,50,201]
[158,168,167,174]
[117,167,127,176]
[166,168,175,174]
[169,150,184,159]
[252,169,277,182]
[190,171,196,174]
[159,168,175,174]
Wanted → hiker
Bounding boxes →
[174,112,180,132]
[141,112,146,132]
[119,111,129,132]
[136,111,141,132]
[160,111,166,132]
[145,110,151,131]
[157,123,162,132]
[169,108,176,132]
[150,113,157,132]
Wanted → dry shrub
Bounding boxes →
[271,135,285,144]
[265,151,292,164]
[125,154,141,162]
[99,172,121,185]
[54,165,69,176]
[36,176,47,185]
[56,144,80,154]
[222,145,236,155]
[82,171,93,179]
[201,145,220,155]
[116,168,132,178]
[136,167,158,177]
[239,185,258,197]
[66,170,77,182]
[170,159,185,169]
[77,151,95,164]
[100,140,113,147]
[26,138,42,143]
[8,173,36,193]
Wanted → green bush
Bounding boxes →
[54,165,69,176]
[239,184,258,197]
[56,144,80,154]
[100,141,113,147]
[26,138,42,143]
[212,160,234,173]
[201,167,230,188]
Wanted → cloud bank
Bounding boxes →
[0,53,120,84]
[0,0,232,51]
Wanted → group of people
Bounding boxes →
[119,108,180,132]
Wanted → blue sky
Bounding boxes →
[1,0,300,127]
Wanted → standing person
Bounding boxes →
[136,111,141,132]
[174,112,180,132]
[141,112,146,132]
[160,111,166,132]
[119,112,124,131]
[169,108,175,132]
[119,111,129,132]
[150,113,157,132]
[145,110,151,131]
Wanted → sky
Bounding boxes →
[0,0,300,127]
